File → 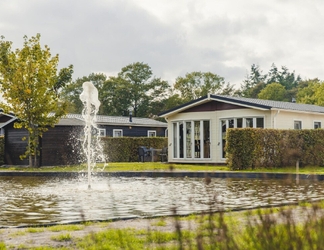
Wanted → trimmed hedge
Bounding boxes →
[226,128,324,170]
[102,137,168,162]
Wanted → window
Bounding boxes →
[245,118,253,128]
[113,129,123,137]
[173,120,210,159]
[98,129,106,137]
[314,121,321,129]
[294,121,302,130]
[148,130,156,137]
[256,118,264,128]
[236,118,243,128]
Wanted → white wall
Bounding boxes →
[166,108,324,164]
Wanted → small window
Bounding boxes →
[236,118,243,128]
[148,130,156,137]
[256,118,264,128]
[113,129,123,137]
[246,118,253,128]
[294,121,302,130]
[98,129,106,137]
[314,121,321,129]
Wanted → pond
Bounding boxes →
[1,175,323,227]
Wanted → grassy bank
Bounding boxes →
[1,162,324,174]
[1,202,324,249]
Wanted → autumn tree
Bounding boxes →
[0,34,73,167]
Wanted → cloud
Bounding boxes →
[1,0,324,89]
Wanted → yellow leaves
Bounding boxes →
[25,88,32,95]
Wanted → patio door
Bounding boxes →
[221,119,234,158]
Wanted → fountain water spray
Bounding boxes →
[80,81,101,189]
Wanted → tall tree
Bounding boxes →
[115,62,170,117]
[62,62,171,118]
[239,64,267,97]
[238,63,301,99]
[267,64,301,90]
[174,71,231,102]
[0,34,73,167]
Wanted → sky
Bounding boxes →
[1,0,324,89]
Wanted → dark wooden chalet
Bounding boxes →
[3,113,167,166]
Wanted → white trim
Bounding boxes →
[314,121,322,129]
[113,129,123,137]
[293,120,302,130]
[98,128,106,137]
[147,130,156,137]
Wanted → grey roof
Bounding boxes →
[213,95,324,113]
[56,118,85,126]
[159,94,324,117]
[59,114,167,127]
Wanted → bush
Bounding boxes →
[102,137,167,162]
[226,128,324,170]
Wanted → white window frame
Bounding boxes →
[314,121,321,129]
[172,119,210,160]
[113,129,123,137]
[98,128,106,137]
[147,130,156,137]
[294,120,302,130]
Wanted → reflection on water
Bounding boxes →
[0,176,324,227]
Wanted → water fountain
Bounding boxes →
[79,81,101,189]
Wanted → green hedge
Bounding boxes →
[226,128,324,170]
[102,137,168,162]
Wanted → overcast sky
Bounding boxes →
[1,0,324,89]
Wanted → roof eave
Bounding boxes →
[159,96,210,118]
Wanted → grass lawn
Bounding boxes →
[0,162,324,174]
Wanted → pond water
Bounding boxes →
[1,176,324,227]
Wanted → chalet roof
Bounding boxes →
[159,94,324,117]
[0,112,17,128]
[60,114,167,127]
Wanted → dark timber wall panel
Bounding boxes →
[5,124,29,165]
[40,126,83,166]
[182,101,248,113]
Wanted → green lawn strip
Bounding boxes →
[47,224,85,232]
[1,163,324,174]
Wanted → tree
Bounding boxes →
[258,83,288,101]
[238,64,267,97]
[114,62,170,117]
[296,79,322,104]
[267,64,301,90]
[238,64,301,99]
[174,71,231,102]
[0,34,73,167]
[62,62,171,118]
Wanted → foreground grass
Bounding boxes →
[2,202,324,249]
[1,162,324,174]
